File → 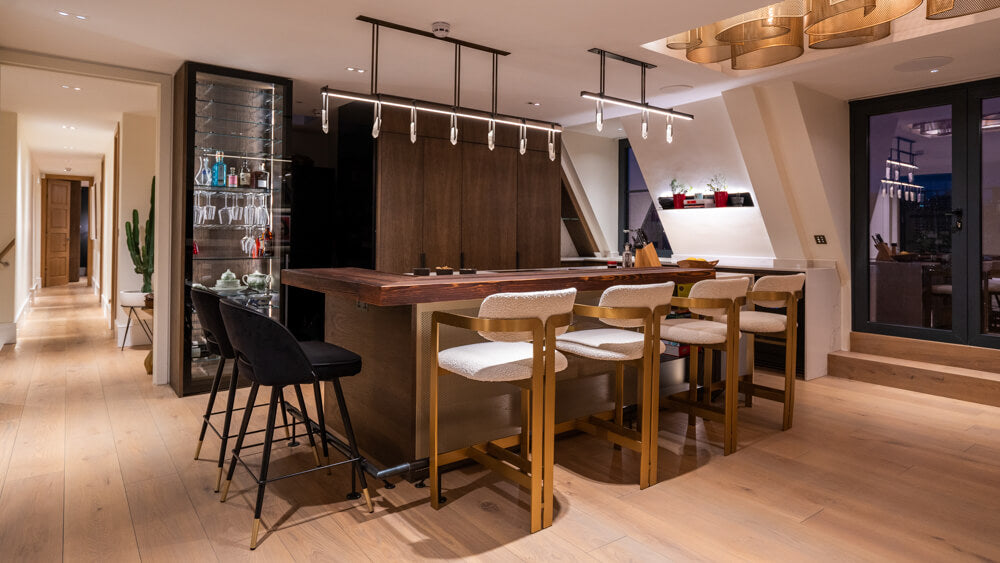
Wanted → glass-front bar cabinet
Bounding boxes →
[171,62,292,396]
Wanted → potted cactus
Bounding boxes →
[707,173,728,208]
[125,177,155,293]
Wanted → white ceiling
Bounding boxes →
[0,64,157,177]
[0,0,998,139]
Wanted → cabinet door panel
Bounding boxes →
[517,150,562,269]
[423,137,463,269]
[462,143,517,270]
[376,132,424,273]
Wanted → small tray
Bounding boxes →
[677,259,719,269]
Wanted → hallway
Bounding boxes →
[2,283,1000,561]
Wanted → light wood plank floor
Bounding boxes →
[2,282,1000,561]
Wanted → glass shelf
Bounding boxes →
[196,80,283,96]
[195,146,287,160]
[195,130,282,144]
[195,97,284,112]
[193,223,273,230]
[192,185,280,194]
[195,114,282,131]
[193,256,279,261]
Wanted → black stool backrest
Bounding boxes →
[190,286,235,359]
[219,299,314,387]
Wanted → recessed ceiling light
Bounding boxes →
[61,85,69,89]
[56,10,69,16]
[346,67,366,73]
[527,101,541,106]
[75,15,87,20]
[659,84,694,94]
[893,56,954,73]
[930,69,940,73]
[73,87,81,91]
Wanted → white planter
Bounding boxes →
[119,290,149,308]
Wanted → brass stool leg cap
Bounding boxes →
[220,479,232,502]
[193,440,203,460]
[250,518,261,550]
[362,488,374,513]
[214,467,223,493]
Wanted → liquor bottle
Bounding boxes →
[251,161,270,190]
[226,168,238,188]
[262,225,273,257]
[238,160,252,187]
[212,151,226,187]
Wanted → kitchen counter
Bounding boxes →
[282,266,714,306]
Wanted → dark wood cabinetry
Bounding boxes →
[337,102,561,273]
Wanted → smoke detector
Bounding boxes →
[431,21,450,38]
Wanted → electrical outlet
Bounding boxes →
[814,235,828,245]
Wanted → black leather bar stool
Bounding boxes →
[218,299,373,550]
[191,286,291,491]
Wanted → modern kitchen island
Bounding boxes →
[282,266,714,475]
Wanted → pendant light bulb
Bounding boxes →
[547,130,556,162]
[372,101,382,139]
[449,113,458,146]
[410,105,418,144]
[519,123,527,155]
[595,99,604,132]
[666,118,674,144]
[641,110,649,140]
[488,119,496,151]
[321,93,329,134]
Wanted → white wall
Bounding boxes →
[0,111,16,343]
[15,115,37,325]
[622,97,775,261]
[116,113,156,334]
[561,131,619,252]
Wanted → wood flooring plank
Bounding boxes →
[0,471,65,561]
[124,473,217,562]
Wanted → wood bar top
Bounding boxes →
[282,266,714,306]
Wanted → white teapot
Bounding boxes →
[242,270,272,292]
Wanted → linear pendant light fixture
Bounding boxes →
[580,48,694,140]
[322,16,561,160]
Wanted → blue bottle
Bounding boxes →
[212,151,226,187]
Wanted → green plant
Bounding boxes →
[670,178,688,195]
[126,177,154,293]
[706,173,728,193]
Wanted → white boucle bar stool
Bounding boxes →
[555,282,674,489]
[719,273,804,430]
[660,278,749,455]
[429,288,576,533]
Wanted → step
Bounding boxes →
[850,332,1000,373]
[828,350,1000,408]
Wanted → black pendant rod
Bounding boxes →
[357,15,510,56]
[588,47,657,70]
[599,50,606,95]
[370,23,379,95]
[641,66,646,105]
[491,53,498,116]
[454,44,461,108]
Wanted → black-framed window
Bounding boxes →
[618,139,671,257]
[850,76,1000,349]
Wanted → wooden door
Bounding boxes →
[44,179,72,287]
[422,137,462,269]
[375,132,424,274]
[516,150,562,269]
[462,143,518,270]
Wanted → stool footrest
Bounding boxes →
[738,381,785,402]
[573,416,642,452]
[662,392,725,422]
[467,445,531,488]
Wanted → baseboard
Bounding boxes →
[116,317,152,347]
[0,322,15,346]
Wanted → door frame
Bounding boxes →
[41,174,94,287]
[965,80,1000,349]
[110,123,120,321]
[850,75,1000,348]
